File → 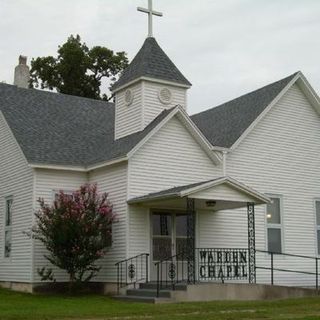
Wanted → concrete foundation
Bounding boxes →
[170,283,319,302]
[0,281,115,295]
[103,282,119,295]
[0,281,33,293]
[2,281,318,303]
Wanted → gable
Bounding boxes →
[230,75,320,150]
[245,83,320,150]
[128,115,222,198]
[191,72,298,148]
[191,183,258,203]
[227,82,320,194]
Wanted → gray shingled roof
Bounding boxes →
[128,178,219,203]
[191,72,298,148]
[0,72,298,167]
[112,37,191,91]
[0,83,172,166]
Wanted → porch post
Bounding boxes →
[186,197,196,284]
[247,202,256,283]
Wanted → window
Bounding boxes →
[266,197,282,253]
[4,198,13,258]
[152,213,172,261]
[54,191,74,202]
[316,201,320,255]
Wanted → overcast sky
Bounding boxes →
[1,0,320,114]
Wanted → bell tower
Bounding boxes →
[112,1,192,140]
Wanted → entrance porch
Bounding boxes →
[116,176,269,293]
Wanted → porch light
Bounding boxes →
[206,200,217,207]
[267,213,272,219]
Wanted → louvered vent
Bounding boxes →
[158,88,172,104]
[125,89,134,106]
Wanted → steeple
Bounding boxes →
[113,1,192,140]
[112,37,191,92]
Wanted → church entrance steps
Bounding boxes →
[113,283,318,304]
[127,288,171,298]
[139,282,188,291]
[113,282,187,303]
[113,295,172,304]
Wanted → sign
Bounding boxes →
[198,249,248,281]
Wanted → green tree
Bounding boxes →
[30,35,128,100]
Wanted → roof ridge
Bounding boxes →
[0,82,114,106]
[192,71,299,117]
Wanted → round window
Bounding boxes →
[158,88,173,105]
[125,89,134,106]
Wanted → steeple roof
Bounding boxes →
[112,37,191,91]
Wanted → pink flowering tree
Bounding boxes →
[32,184,115,288]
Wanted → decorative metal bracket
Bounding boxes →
[247,202,256,283]
[187,197,196,284]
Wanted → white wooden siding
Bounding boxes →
[200,84,320,287]
[128,115,222,258]
[129,116,221,198]
[33,163,128,283]
[143,82,187,128]
[115,82,143,140]
[128,205,150,258]
[0,113,33,282]
[33,169,87,282]
[115,80,188,140]
[192,184,257,202]
[88,162,128,282]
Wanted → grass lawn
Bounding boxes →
[0,288,320,320]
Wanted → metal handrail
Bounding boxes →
[255,250,319,290]
[256,249,318,260]
[154,251,187,266]
[115,253,149,266]
[115,253,149,294]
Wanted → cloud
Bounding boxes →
[0,0,319,114]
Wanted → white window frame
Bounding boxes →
[314,199,320,256]
[265,194,284,254]
[52,189,74,202]
[4,196,13,259]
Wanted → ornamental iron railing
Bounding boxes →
[115,253,149,294]
[155,248,249,297]
[154,248,320,297]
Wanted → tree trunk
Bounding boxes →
[69,272,75,293]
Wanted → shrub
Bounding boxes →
[32,184,115,290]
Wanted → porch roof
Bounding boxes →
[127,176,270,210]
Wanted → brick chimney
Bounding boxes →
[14,55,30,88]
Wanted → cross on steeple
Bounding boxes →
[137,0,163,38]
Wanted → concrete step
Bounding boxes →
[113,295,173,304]
[139,282,188,291]
[126,288,171,298]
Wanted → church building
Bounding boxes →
[1,1,320,301]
